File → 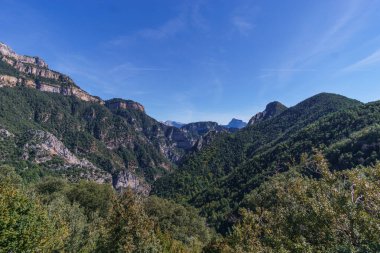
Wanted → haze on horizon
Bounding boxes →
[1,0,380,124]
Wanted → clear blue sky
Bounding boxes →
[1,0,380,124]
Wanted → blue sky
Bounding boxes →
[1,0,380,124]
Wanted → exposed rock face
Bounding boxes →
[180,121,228,147]
[20,130,112,184]
[0,75,18,87]
[0,74,102,103]
[181,121,226,135]
[152,121,231,161]
[113,171,150,194]
[22,130,90,165]
[0,42,48,68]
[248,101,287,125]
[0,128,14,139]
[0,42,102,103]
[105,98,145,113]
[192,130,224,151]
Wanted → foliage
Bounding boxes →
[145,196,212,250]
[0,86,172,182]
[221,154,380,252]
[97,189,162,253]
[0,168,62,252]
[3,82,380,251]
[64,180,114,218]
[153,94,380,233]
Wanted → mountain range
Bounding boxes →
[2,42,380,251]
[164,118,248,130]
[0,42,250,193]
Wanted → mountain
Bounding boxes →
[0,42,102,103]
[2,42,380,251]
[163,120,185,128]
[0,42,229,193]
[152,93,380,232]
[225,118,247,129]
[248,101,287,125]
[105,98,145,112]
[181,121,226,135]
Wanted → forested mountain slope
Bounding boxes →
[152,93,380,232]
[0,42,231,192]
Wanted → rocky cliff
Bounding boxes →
[0,42,102,103]
[248,101,287,125]
[105,98,145,113]
[0,42,232,193]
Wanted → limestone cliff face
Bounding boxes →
[1,128,112,184]
[0,75,18,87]
[0,42,102,104]
[151,121,228,161]
[0,42,48,68]
[105,98,145,113]
[15,129,149,192]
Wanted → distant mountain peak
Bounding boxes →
[163,120,185,128]
[248,101,287,125]
[226,118,247,129]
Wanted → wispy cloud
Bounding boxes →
[107,0,207,46]
[109,63,168,73]
[230,1,258,36]
[107,17,185,46]
[268,0,374,82]
[341,49,380,72]
[138,18,185,40]
[258,68,317,80]
[260,68,317,72]
[232,16,254,35]
[53,54,164,98]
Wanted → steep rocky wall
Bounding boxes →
[0,42,48,68]
[0,42,103,104]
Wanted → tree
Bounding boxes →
[145,196,212,251]
[97,189,162,253]
[222,155,380,252]
[0,167,62,252]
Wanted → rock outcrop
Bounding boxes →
[105,98,145,113]
[0,42,48,68]
[0,128,14,139]
[0,42,102,103]
[22,130,93,166]
[248,101,287,125]
[180,121,228,147]
[20,130,112,184]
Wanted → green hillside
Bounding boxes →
[0,87,176,185]
[152,93,380,233]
